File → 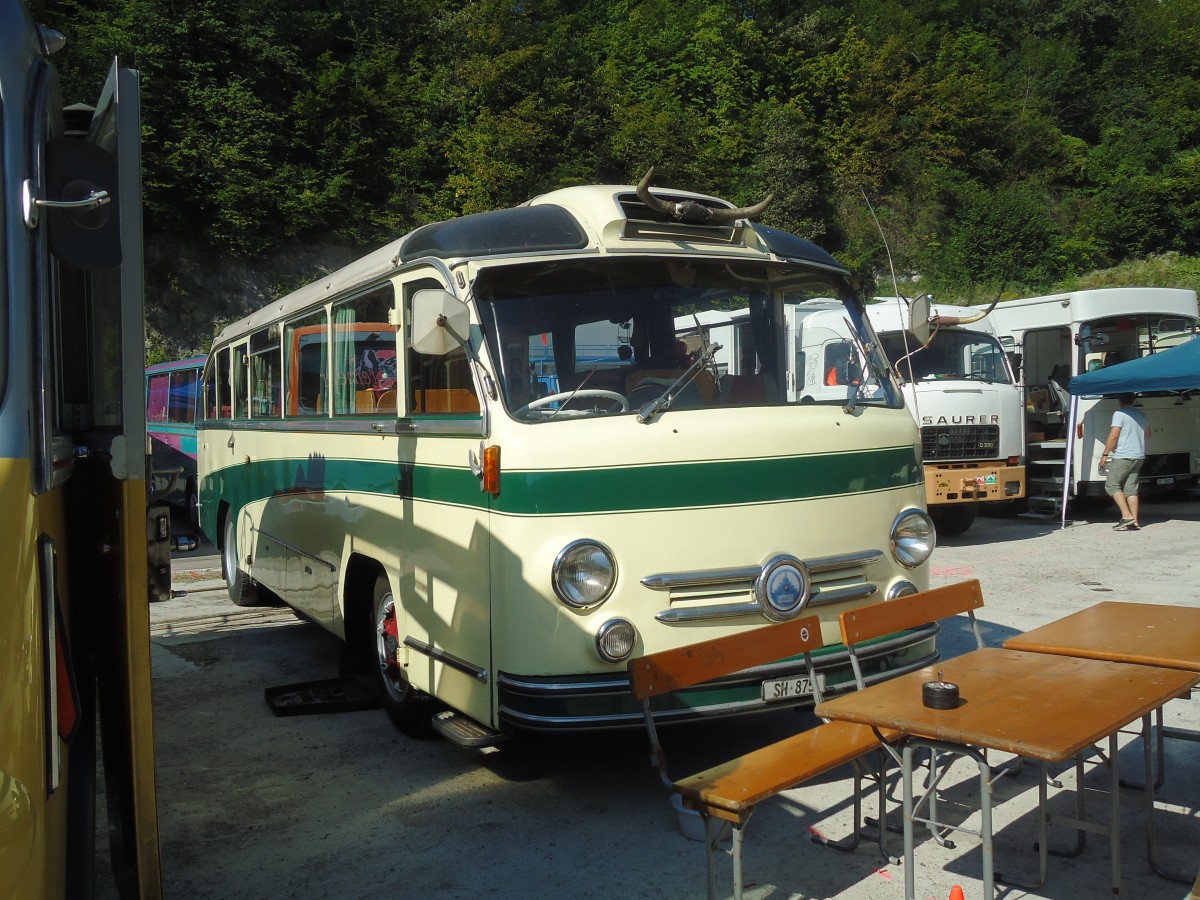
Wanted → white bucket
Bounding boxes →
[670,793,732,843]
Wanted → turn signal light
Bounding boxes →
[482,445,501,496]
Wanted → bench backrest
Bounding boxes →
[838,580,985,687]
[629,615,825,700]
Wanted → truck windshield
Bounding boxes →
[879,329,1012,385]
[475,257,899,421]
[1078,313,1200,370]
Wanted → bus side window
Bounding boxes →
[332,285,397,416]
[285,310,329,417]
[147,373,169,423]
[249,328,281,417]
[231,344,248,418]
[168,366,200,424]
[404,281,479,416]
[213,347,232,419]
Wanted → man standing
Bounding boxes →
[1098,392,1150,530]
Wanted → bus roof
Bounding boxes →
[211,184,850,350]
[146,355,207,374]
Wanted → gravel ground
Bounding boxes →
[105,493,1200,900]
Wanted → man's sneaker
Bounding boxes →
[1113,519,1135,531]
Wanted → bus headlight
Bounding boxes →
[595,619,638,662]
[552,540,617,608]
[890,508,936,569]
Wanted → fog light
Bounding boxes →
[596,619,637,662]
[887,580,920,600]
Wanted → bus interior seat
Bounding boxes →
[355,389,376,412]
[375,389,396,413]
[722,374,778,405]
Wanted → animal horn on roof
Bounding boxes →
[636,168,774,225]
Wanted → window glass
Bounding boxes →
[332,285,397,416]
[250,329,281,417]
[285,309,329,416]
[147,373,169,423]
[405,280,480,416]
[167,367,200,423]
[212,348,232,419]
[231,343,248,418]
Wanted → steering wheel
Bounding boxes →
[514,389,629,417]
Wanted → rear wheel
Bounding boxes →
[222,515,260,607]
[931,502,978,537]
[369,574,432,737]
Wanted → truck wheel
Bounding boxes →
[369,574,432,737]
[931,502,978,537]
[222,515,259,607]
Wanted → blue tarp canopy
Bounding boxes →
[1068,336,1200,395]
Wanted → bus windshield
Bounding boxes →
[475,257,897,421]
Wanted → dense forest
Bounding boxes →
[30,0,1200,359]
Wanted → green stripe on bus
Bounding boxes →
[203,447,919,517]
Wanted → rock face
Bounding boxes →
[144,238,361,362]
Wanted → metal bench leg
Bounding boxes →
[731,823,745,900]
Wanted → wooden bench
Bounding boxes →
[628,615,898,900]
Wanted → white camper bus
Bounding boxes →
[198,178,938,744]
[989,287,1200,515]
[865,300,1026,535]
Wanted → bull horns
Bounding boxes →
[933,295,1001,327]
[636,168,774,225]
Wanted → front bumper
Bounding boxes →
[496,624,939,732]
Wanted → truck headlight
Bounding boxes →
[890,508,936,569]
[552,540,617,608]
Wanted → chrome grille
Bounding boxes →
[644,549,882,624]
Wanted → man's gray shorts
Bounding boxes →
[1105,456,1144,497]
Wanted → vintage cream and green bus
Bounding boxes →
[198,176,937,743]
[1,2,161,895]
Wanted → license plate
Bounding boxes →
[1157,477,1174,485]
[762,674,826,702]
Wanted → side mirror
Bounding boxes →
[908,294,933,345]
[411,289,470,356]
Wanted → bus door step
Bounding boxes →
[432,710,508,749]
[264,676,381,716]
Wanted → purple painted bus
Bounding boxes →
[146,355,205,523]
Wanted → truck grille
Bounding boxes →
[922,424,1000,460]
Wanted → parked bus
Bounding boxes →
[676,298,1024,536]
[866,299,1026,535]
[989,287,1200,516]
[145,354,204,520]
[198,176,937,744]
[1,3,162,896]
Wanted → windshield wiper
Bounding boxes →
[636,343,722,424]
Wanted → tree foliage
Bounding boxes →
[31,0,1200,307]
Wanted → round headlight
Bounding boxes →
[890,508,936,569]
[552,540,617,608]
[887,579,920,600]
[596,619,638,662]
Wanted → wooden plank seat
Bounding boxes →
[675,719,899,825]
[629,615,899,900]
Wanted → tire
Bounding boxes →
[369,573,432,737]
[931,502,978,537]
[186,479,199,528]
[222,515,260,607]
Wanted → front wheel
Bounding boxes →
[222,515,260,607]
[931,502,978,537]
[369,574,433,737]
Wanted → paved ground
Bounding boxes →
[108,495,1200,900]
